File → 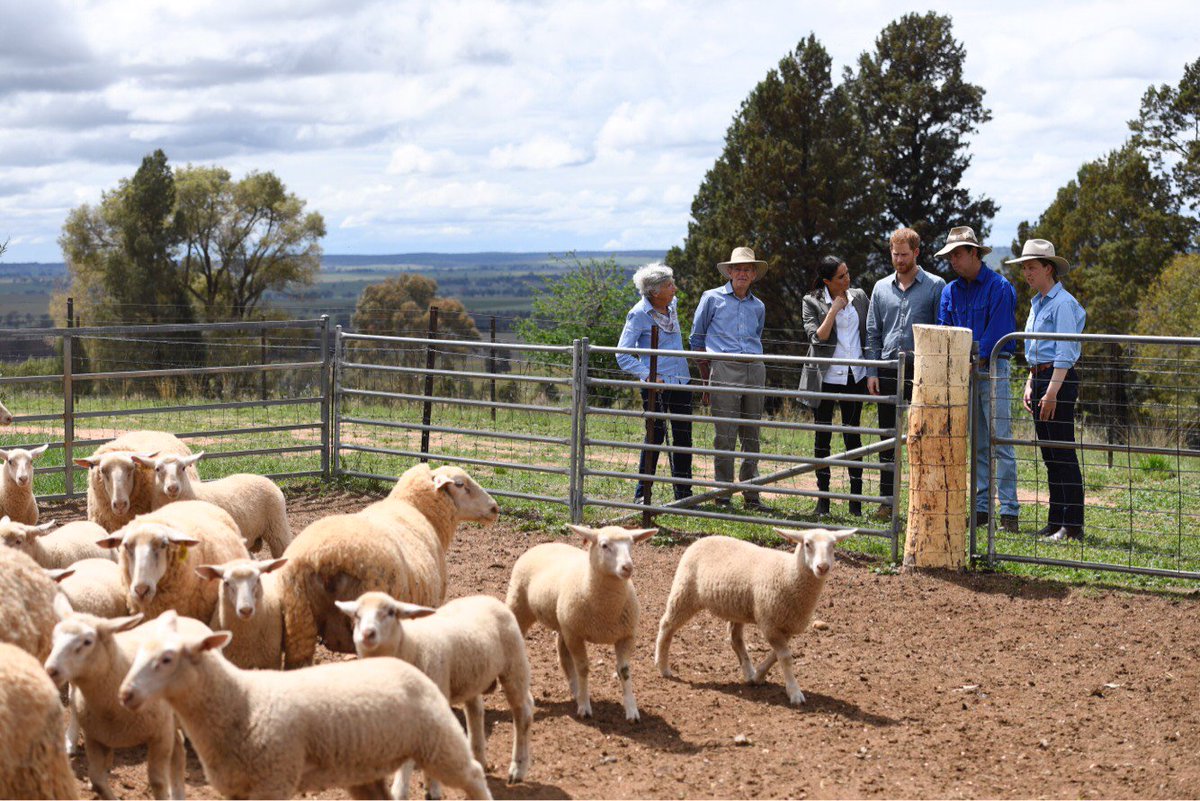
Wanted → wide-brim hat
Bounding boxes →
[934,226,992,257]
[1004,238,1072,274]
[716,246,768,281]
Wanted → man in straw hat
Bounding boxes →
[690,246,769,510]
[935,225,1020,533]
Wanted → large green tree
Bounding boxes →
[1130,56,1200,232]
[844,11,996,269]
[665,34,882,344]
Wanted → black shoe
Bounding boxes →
[848,501,862,518]
[744,498,774,512]
[813,499,831,518]
[969,511,989,527]
[1054,525,1084,541]
[713,498,732,509]
[1001,514,1020,534]
[1034,523,1059,538]
[674,489,694,501]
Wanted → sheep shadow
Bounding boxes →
[530,698,700,753]
[678,676,897,726]
[487,776,573,799]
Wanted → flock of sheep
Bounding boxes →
[0,419,855,800]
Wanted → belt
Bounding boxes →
[1030,363,1056,375]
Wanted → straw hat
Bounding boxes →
[716,246,768,281]
[934,226,992,257]
[1004,238,1072,274]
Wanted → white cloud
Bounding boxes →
[487,136,590,171]
[385,144,458,175]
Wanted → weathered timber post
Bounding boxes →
[904,324,973,569]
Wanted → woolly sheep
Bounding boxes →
[337,592,534,797]
[0,642,79,800]
[654,527,856,705]
[194,557,288,670]
[0,547,59,661]
[135,451,293,557]
[119,611,493,800]
[506,524,656,722]
[44,596,197,800]
[97,499,250,623]
[0,397,12,425]
[75,430,196,532]
[279,462,499,668]
[2,516,115,568]
[0,443,49,524]
[48,558,129,619]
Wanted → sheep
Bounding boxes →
[654,527,857,705]
[48,558,129,618]
[0,397,12,425]
[337,592,534,798]
[134,451,293,557]
[75,430,196,532]
[506,524,656,722]
[279,462,499,668]
[194,557,288,670]
[118,611,493,800]
[0,547,59,661]
[0,642,79,800]
[97,499,250,623]
[43,595,197,800]
[1,516,115,568]
[0,443,49,524]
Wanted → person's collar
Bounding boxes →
[721,281,754,299]
[1033,282,1062,303]
[638,296,655,313]
[822,287,833,304]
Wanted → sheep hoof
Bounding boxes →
[576,701,593,718]
[788,688,807,705]
[507,766,524,785]
[625,707,641,723]
[657,664,674,679]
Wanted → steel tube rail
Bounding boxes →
[586,435,894,471]
[69,397,320,421]
[339,470,568,506]
[341,333,572,354]
[0,319,326,339]
[340,361,571,386]
[594,344,894,369]
[588,376,888,404]
[70,360,322,383]
[340,416,568,446]
[989,552,1200,581]
[993,436,1200,458]
[589,497,885,534]
[339,443,570,476]
[340,387,571,415]
[583,468,889,504]
[586,405,892,435]
[0,375,60,386]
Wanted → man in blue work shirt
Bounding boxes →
[935,226,1020,533]
[691,247,768,510]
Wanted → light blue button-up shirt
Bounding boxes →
[1024,282,1086,368]
[616,297,692,384]
[865,268,946,377]
[689,282,765,355]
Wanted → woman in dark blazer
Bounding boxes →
[800,256,870,517]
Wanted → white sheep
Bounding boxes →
[654,527,856,705]
[0,443,49,524]
[337,592,534,798]
[1,516,115,568]
[119,611,494,800]
[194,557,288,670]
[48,558,129,619]
[135,451,293,557]
[0,397,12,425]
[280,462,499,668]
[75,430,196,532]
[0,642,79,800]
[506,524,656,722]
[0,546,60,662]
[97,499,250,623]
[43,596,196,800]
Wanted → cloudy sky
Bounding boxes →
[0,0,1194,262]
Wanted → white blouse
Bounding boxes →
[821,288,866,385]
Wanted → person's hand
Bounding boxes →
[831,294,849,313]
[1022,380,1034,413]
[1039,387,1058,421]
[867,376,880,396]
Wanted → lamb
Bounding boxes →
[43,596,197,800]
[48,558,129,618]
[1,516,115,568]
[337,592,534,798]
[654,527,856,705]
[0,642,79,800]
[75,429,195,532]
[506,524,656,722]
[119,611,493,800]
[0,546,59,661]
[279,462,499,668]
[135,451,293,557]
[194,557,288,670]
[97,499,250,623]
[0,443,49,524]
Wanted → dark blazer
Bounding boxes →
[799,287,869,406]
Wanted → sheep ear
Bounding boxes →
[334,600,358,619]
[164,528,201,547]
[104,613,144,634]
[130,454,158,468]
[34,520,58,536]
[53,592,75,619]
[0,449,8,462]
[47,567,75,583]
[183,452,205,466]
[629,528,658,543]
[395,602,436,620]
[259,557,288,574]
[432,473,455,492]
[195,631,233,653]
[194,565,223,582]
[831,528,858,543]
[566,523,597,544]
[96,535,123,549]
[75,456,100,468]
[773,527,809,545]
[0,514,10,525]
[30,444,50,457]
[156,610,179,633]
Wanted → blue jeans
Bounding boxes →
[975,361,1019,516]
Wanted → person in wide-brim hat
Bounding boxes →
[1004,238,1073,275]
[934,225,992,257]
[716,247,769,281]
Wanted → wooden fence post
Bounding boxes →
[904,324,973,569]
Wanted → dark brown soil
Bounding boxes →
[42,486,1200,800]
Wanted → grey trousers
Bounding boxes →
[709,359,766,501]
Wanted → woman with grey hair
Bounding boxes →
[617,263,694,502]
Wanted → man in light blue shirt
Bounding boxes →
[691,247,768,510]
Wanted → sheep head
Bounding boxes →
[431,466,500,525]
[336,591,435,659]
[133,452,203,502]
[196,557,287,620]
[119,610,230,711]
[0,516,55,553]
[0,443,49,488]
[568,524,656,580]
[44,594,142,688]
[75,450,158,515]
[774,527,857,578]
[98,522,200,607]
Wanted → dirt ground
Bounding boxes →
[40,485,1200,800]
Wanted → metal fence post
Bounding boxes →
[331,325,343,478]
[888,354,907,563]
[489,316,497,423]
[420,307,439,461]
[63,319,76,499]
[319,316,331,480]
[987,350,999,564]
[568,338,588,523]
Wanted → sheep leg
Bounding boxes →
[84,736,116,800]
[145,730,175,800]
[423,757,492,801]
[169,728,187,800]
[347,778,390,799]
[563,635,592,717]
[654,590,697,678]
[554,632,579,701]
[499,679,533,785]
[752,649,778,683]
[463,695,487,764]
[614,636,640,722]
[65,688,81,755]
[391,763,414,800]
[763,632,804,704]
[730,622,758,682]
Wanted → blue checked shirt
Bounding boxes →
[616,297,692,384]
[1024,283,1086,368]
[865,269,946,377]
[938,266,1017,365]
[689,282,765,355]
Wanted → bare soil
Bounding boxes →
[42,486,1200,800]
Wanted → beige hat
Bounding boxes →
[934,226,992,257]
[716,246,768,281]
[1004,238,1072,274]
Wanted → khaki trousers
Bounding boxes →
[709,360,766,501]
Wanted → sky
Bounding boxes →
[0,0,1196,263]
